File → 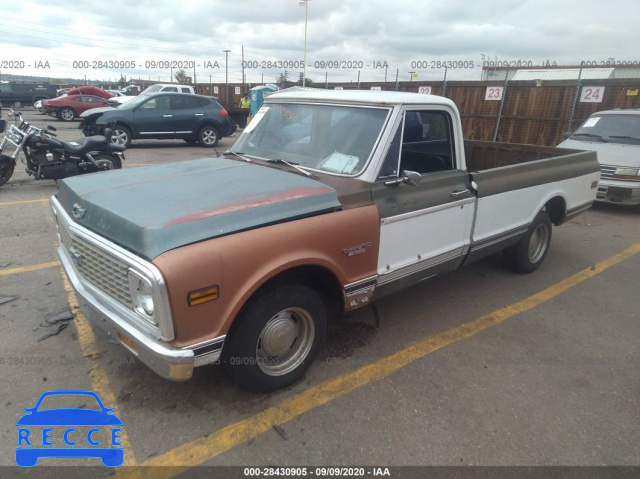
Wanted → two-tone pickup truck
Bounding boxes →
[51,89,599,391]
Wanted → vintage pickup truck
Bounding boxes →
[51,89,599,391]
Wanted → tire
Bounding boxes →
[197,125,220,147]
[222,283,327,392]
[60,107,75,122]
[503,210,552,274]
[0,157,15,187]
[94,154,122,171]
[110,125,132,148]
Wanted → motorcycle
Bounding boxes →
[0,109,125,188]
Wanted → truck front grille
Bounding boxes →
[57,217,133,308]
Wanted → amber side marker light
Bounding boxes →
[188,285,219,306]
[115,330,137,353]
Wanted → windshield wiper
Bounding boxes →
[265,158,311,177]
[606,135,640,141]
[224,151,252,163]
[571,133,607,142]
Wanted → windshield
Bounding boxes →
[572,113,640,144]
[231,102,390,176]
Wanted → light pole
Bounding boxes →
[223,49,231,103]
[299,0,310,87]
[408,71,416,82]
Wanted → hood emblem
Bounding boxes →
[72,203,86,219]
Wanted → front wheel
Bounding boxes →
[110,125,132,148]
[503,210,552,274]
[0,156,16,187]
[222,283,327,392]
[94,154,122,171]
[197,125,219,147]
[59,107,75,122]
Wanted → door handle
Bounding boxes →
[163,114,173,118]
[451,189,470,197]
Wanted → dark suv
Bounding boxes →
[0,82,57,107]
[79,92,235,148]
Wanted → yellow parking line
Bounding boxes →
[60,272,137,466]
[0,198,49,207]
[0,261,59,276]
[111,241,640,477]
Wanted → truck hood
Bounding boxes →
[558,139,640,167]
[54,158,341,259]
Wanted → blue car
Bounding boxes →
[16,390,124,467]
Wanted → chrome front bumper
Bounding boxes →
[58,244,196,381]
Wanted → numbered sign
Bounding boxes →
[371,86,381,91]
[418,86,432,95]
[485,87,503,101]
[580,86,605,103]
[213,86,219,94]
[334,87,344,90]
[235,86,241,95]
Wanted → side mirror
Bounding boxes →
[401,170,421,186]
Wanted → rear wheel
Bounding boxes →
[60,107,75,122]
[197,125,219,147]
[503,210,552,274]
[222,283,327,392]
[94,154,122,171]
[110,125,132,148]
[0,156,15,187]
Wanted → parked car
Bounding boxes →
[33,99,44,112]
[106,90,127,97]
[0,81,57,107]
[558,108,640,205]
[56,88,71,96]
[42,95,110,121]
[53,90,599,391]
[80,92,234,147]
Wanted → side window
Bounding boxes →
[171,96,199,110]
[0,84,11,93]
[181,87,191,93]
[399,110,455,174]
[162,87,178,92]
[141,96,171,110]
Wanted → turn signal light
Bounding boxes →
[188,285,219,306]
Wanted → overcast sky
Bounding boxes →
[0,0,638,86]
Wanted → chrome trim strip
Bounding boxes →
[51,196,175,341]
[566,200,594,216]
[175,131,192,134]
[344,276,378,293]
[470,225,529,252]
[184,335,226,351]
[139,131,175,135]
[377,247,464,285]
[381,197,475,225]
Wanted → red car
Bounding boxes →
[66,86,114,100]
[42,95,110,122]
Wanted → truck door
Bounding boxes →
[371,109,475,296]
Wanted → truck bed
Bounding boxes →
[464,140,582,172]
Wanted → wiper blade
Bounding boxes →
[606,135,640,141]
[265,158,311,177]
[224,151,252,162]
[572,133,607,141]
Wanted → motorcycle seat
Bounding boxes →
[61,135,108,155]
